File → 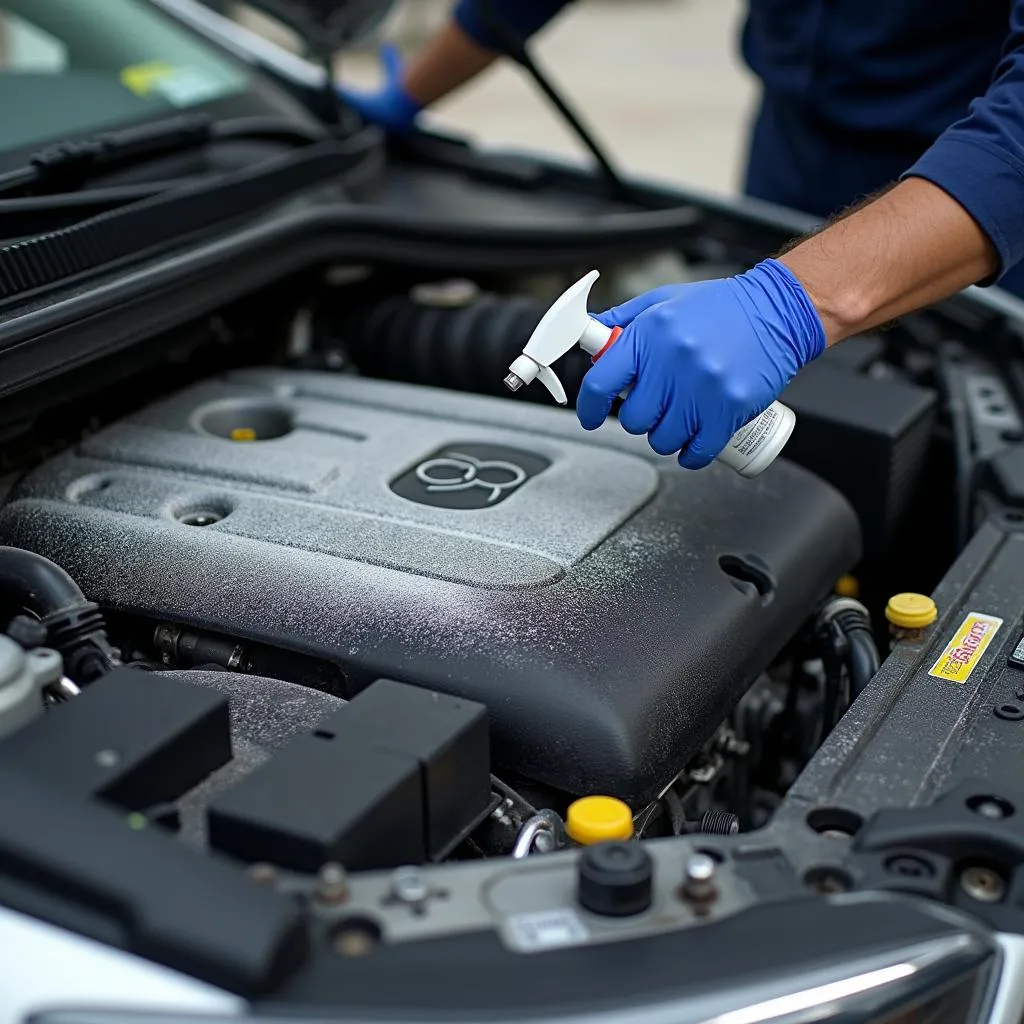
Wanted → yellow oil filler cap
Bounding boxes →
[885,593,938,630]
[566,796,634,845]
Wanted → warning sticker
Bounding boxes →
[929,612,1003,684]
[506,908,589,951]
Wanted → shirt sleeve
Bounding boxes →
[453,0,574,51]
[903,0,1024,280]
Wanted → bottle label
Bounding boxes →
[729,405,779,458]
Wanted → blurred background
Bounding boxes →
[233,0,758,195]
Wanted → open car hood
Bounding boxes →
[240,0,398,52]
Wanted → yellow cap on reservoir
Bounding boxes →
[229,427,258,442]
[885,592,938,630]
[566,796,634,845]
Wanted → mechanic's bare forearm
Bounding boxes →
[402,20,498,108]
[779,178,999,346]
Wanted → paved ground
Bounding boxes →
[337,0,758,197]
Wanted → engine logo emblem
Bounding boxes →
[391,444,550,509]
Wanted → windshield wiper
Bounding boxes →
[0,112,327,200]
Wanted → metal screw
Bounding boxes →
[247,862,278,885]
[974,800,1008,820]
[95,749,120,768]
[960,865,1006,903]
[332,922,379,958]
[682,853,718,906]
[390,867,430,906]
[316,862,349,904]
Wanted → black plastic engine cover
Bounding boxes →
[0,370,860,803]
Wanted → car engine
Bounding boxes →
[0,363,858,813]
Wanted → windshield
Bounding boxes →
[0,0,250,152]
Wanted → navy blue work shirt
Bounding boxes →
[454,0,1024,289]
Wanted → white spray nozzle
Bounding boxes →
[505,270,610,406]
[503,268,798,479]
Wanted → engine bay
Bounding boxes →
[0,236,1014,859]
[0,79,1023,1016]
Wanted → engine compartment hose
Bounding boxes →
[816,596,880,705]
[846,627,881,699]
[331,290,592,403]
[0,546,86,614]
[0,547,117,685]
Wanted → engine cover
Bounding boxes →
[0,369,860,803]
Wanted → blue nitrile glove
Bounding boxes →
[336,43,422,133]
[576,259,826,469]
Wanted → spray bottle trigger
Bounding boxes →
[536,366,568,406]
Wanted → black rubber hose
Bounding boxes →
[846,629,881,699]
[0,546,86,615]
[0,546,117,683]
[816,596,881,731]
[333,290,593,404]
[820,656,844,737]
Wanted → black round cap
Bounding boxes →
[577,841,653,917]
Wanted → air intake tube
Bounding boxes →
[332,289,593,403]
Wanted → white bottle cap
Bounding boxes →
[716,401,796,478]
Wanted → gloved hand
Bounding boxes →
[576,258,826,468]
[336,43,422,133]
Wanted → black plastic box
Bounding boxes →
[0,668,231,811]
[208,736,424,872]
[317,679,490,858]
[782,360,937,556]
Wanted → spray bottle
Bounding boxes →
[503,270,796,479]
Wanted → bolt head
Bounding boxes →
[315,862,349,903]
[247,862,278,885]
[976,800,1006,820]
[685,853,716,883]
[960,865,1006,903]
[95,749,120,768]
[391,867,429,904]
[319,861,347,885]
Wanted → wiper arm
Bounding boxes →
[0,113,327,200]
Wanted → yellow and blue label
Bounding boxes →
[928,612,1003,684]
